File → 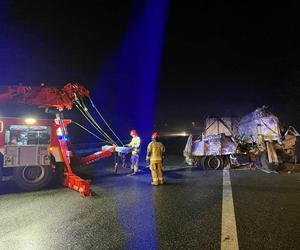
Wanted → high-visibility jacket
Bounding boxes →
[147,141,165,162]
[128,136,141,155]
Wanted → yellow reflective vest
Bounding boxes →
[147,141,165,162]
[128,136,141,155]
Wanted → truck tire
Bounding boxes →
[207,156,224,170]
[200,157,209,169]
[13,165,53,191]
[0,153,3,182]
[195,157,206,169]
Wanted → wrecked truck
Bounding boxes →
[184,106,299,171]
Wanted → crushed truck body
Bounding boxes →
[184,106,299,172]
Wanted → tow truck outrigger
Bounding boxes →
[0,83,120,196]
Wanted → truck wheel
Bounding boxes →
[207,156,224,170]
[0,166,2,182]
[13,165,53,191]
[0,153,3,181]
[200,157,209,169]
[195,157,206,169]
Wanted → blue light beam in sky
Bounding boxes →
[96,0,169,143]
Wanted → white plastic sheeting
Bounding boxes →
[237,107,282,143]
[191,134,237,156]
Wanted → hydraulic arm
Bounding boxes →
[0,82,89,110]
[0,82,116,196]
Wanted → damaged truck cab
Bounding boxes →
[184,107,299,171]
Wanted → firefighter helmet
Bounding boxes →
[152,132,159,139]
[130,129,137,136]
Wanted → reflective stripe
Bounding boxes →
[129,136,141,154]
[147,141,165,161]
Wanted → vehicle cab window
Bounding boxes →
[5,125,51,145]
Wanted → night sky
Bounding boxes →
[1,1,300,138]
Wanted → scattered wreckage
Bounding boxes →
[184,106,299,172]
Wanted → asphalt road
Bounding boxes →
[0,161,300,250]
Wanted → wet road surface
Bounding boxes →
[0,163,300,250]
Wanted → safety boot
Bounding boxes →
[127,170,135,176]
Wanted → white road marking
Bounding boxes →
[221,169,239,250]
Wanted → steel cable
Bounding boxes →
[88,97,124,146]
[74,102,116,145]
[71,120,111,144]
[75,99,117,145]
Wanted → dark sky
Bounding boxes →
[1,1,300,132]
[158,1,300,128]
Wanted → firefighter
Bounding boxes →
[126,129,141,175]
[146,132,165,185]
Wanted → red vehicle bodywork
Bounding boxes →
[0,83,116,196]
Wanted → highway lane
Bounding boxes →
[0,163,300,250]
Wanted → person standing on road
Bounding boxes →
[125,129,141,175]
[146,132,165,185]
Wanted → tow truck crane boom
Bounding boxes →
[0,82,116,196]
[0,82,89,110]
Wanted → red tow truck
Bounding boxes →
[0,83,116,196]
